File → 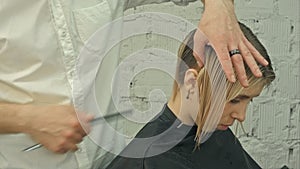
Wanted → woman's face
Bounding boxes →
[217,82,265,131]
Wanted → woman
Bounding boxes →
[105,22,275,169]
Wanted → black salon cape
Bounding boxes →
[106,105,261,169]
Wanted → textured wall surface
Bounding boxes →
[116,1,300,168]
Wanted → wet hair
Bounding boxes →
[172,22,276,143]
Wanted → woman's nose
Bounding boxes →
[231,110,246,122]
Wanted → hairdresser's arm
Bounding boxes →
[124,0,196,10]
[0,103,93,153]
[194,0,269,87]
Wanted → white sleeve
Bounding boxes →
[124,0,198,10]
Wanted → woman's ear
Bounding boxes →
[183,69,198,93]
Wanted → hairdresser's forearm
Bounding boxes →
[0,103,30,133]
[0,103,93,153]
[201,0,234,5]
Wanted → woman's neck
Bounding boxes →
[167,95,195,126]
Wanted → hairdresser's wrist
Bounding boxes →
[201,0,234,5]
[202,0,235,13]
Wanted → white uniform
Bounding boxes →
[0,0,194,168]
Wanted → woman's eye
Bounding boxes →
[230,99,240,104]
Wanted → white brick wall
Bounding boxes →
[117,1,300,168]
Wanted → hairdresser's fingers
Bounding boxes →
[238,39,262,78]
[193,52,204,68]
[243,36,269,70]
[57,148,68,154]
[69,144,79,152]
[213,43,236,83]
[230,50,248,87]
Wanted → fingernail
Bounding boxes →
[244,79,249,87]
[264,60,269,65]
[231,75,236,82]
[256,69,262,77]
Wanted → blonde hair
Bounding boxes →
[172,23,275,144]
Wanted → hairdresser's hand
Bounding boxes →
[22,105,93,153]
[193,0,269,87]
